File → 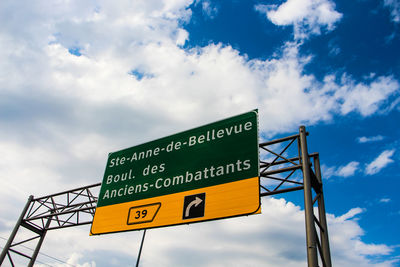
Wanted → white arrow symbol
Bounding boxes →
[185,197,203,218]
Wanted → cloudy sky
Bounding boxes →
[1,0,399,266]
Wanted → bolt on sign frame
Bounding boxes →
[0,126,331,267]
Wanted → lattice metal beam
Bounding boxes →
[24,183,100,231]
[259,133,304,197]
[0,183,101,266]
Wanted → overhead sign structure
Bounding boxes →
[90,110,260,235]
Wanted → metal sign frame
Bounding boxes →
[0,126,331,267]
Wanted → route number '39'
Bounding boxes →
[134,209,147,219]
[127,203,161,225]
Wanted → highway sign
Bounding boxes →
[91,110,260,235]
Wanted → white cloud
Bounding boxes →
[197,0,219,19]
[255,0,342,39]
[337,161,360,177]
[365,149,396,175]
[175,28,189,46]
[322,161,359,179]
[384,0,400,23]
[323,149,397,179]
[251,43,398,133]
[35,252,96,267]
[336,207,364,222]
[334,75,399,116]
[327,207,395,266]
[357,135,385,143]
[380,198,391,203]
[322,148,397,178]
[322,164,336,179]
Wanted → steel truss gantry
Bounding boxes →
[1,126,331,267]
[0,183,100,266]
[259,126,332,267]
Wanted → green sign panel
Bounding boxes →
[91,110,260,234]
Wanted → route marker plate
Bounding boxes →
[91,110,260,235]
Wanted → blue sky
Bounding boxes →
[0,0,399,266]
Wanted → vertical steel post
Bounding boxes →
[0,195,34,265]
[299,126,318,267]
[313,154,332,267]
[27,213,53,267]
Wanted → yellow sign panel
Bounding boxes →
[90,177,260,234]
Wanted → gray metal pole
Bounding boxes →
[313,154,332,267]
[27,212,53,267]
[299,126,319,267]
[136,229,147,267]
[0,195,34,265]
